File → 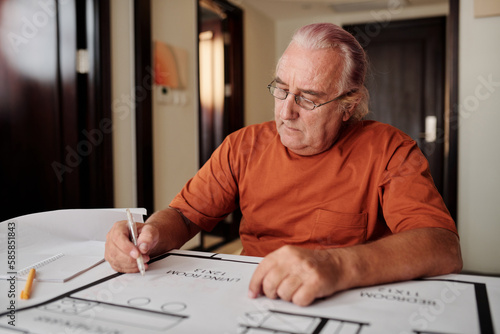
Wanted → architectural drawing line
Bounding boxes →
[36,297,189,332]
[271,310,370,326]
[154,252,261,265]
[424,279,494,334]
[239,309,370,334]
[127,296,151,306]
[414,331,462,334]
[0,272,123,317]
[70,296,189,319]
[474,282,494,334]
[311,318,327,334]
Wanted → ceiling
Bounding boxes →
[235,0,448,21]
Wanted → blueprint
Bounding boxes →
[0,250,496,333]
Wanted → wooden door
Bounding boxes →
[0,0,112,221]
[344,17,447,196]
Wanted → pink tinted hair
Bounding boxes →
[290,23,370,121]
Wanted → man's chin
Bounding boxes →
[280,137,305,152]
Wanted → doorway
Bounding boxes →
[198,0,244,250]
[198,0,244,166]
[344,17,454,217]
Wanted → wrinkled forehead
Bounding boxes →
[276,43,344,93]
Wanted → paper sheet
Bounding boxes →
[1,251,494,333]
[0,208,146,282]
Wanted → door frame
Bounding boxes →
[81,0,114,208]
[133,0,154,215]
[445,0,459,221]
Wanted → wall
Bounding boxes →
[275,3,449,57]
[233,1,276,125]
[151,0,199,212]
[111,0,199,214]
[110,0,137,208]
[458,0,500,274]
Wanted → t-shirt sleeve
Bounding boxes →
[169,137,239,232]
[379,139,458,235]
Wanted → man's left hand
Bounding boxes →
[248,245,348,306]
[247,228,462,307]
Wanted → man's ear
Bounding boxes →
[342,103,357,122]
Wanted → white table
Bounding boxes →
[1,250,499,333]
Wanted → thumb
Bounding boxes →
[136,223,159,254]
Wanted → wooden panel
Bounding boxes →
[134,0,154,215]
[445,0,459,221]
[366,40,425,139]
[0,0,64,221]
[79,0,114,208]
[344,17,447,197]
[0,0,113,221]
[59,0,80,208]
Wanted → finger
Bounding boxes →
[105,221,141,273]
[107,220,137,256]
[261,269,288,300]
[136,224,158,255]
[248,258,274,298]
[276,274,303,302]
[291,274,327,306]
[105,240,140,273]
[291,284,319,307]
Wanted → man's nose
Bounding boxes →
[280,94,299,120]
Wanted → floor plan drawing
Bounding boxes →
[239,309,369,334]
[13,296,188,334]
[0,251,496,333]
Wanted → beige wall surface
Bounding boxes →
[458,0,500,274]
[235,1,276,126]
[110,0,137,209]
[151,0,199,212]
[111,0,200,213]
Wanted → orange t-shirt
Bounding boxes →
[170,120,457,257]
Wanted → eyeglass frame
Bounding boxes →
[267,80,352,111]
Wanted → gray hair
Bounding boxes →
[288,23,370,122]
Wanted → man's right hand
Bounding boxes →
[104,207,201,273]
[104,220,159,273]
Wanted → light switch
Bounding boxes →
[425,115,437,143]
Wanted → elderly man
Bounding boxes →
[105,23,462,306]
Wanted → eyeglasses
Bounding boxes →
[267,80,348,111]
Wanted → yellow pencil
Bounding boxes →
[20,268,36,300]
